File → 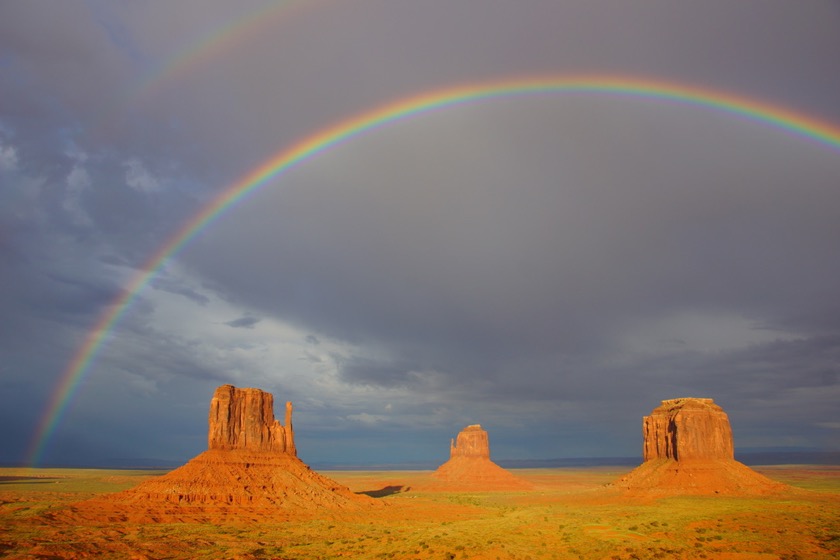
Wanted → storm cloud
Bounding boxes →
[2,0,839,467]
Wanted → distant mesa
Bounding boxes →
[431,424,532,491]
[449,424,491,459]
[63,385,377,522]
[617,398,787,496]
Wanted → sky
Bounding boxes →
[2,0,840,468]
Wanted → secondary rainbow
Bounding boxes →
[94,1,307,139]
[28,74,840,465]
[138,0,306,97]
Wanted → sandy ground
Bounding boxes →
[1,465,838,559]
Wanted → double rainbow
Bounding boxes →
[27,75,840,465]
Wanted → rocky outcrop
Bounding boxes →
[617,398,787,496]
[642,398,733,461]
[449,424,490,459]
[208,385,295,455]
[432,424,531,491]
[70,385,376,521]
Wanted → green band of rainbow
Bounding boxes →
[27,74,840,465]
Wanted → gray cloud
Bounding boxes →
[2,0,839,467]
[223,315,261,329]
[150,276,210,306]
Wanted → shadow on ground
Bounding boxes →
[358,485,408,498]
[0,477,61,485]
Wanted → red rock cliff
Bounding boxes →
[73,384,379,518]
[207,384,296,455]
[449,424,491,459]
[642,397,734,461]
[617,397,787,495]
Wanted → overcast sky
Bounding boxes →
[2,0,839,468]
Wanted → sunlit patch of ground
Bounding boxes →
[582,524,648,541]
[1,465,838,559]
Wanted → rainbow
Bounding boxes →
[138,1,307,96]
[27,75,840,465]
[94,1,308,138]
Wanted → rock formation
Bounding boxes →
[449,424,491,459]
[617,398,786,496]
[432,424,532,491]
[208,385,295,454]
[642,398,733,461]
[66,385,376,522]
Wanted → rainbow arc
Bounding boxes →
[28,75,840,466]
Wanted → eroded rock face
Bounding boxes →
[208,384,295,455]
[642,398,734,461]
[449,424,490,459]
[617,397,787,496]
[433,424,531,491]
[72,384,378,520]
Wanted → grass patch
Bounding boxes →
[1,466,838,558]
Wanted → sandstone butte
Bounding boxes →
[60,385,377,523]
[431,424,532,491]
[616,397,787,496]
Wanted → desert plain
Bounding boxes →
[1,463,838,559]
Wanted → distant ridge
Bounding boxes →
[10,451,838,471]
[497,457,640,469]
[736,450,840,466]
[317,452,840,471]
[313,461,439,471]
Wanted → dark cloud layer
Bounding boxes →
[224,315,261,329]
[2,1,839,467]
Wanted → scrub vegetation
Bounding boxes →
[1,466,838,559]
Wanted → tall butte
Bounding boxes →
[64,385,376,522]
[207,384,297,454]
[431,424,532,490]
[616,398,786,496]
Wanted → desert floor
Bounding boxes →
[0,465,838,559]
